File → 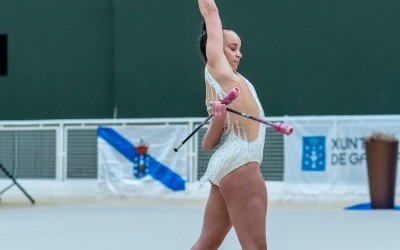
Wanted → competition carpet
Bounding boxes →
[1,199,400,250]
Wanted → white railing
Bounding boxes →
[0,118,206,182]
[1,114,399,200]
[1,114,399,182]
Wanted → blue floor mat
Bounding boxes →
[345,203,400,210]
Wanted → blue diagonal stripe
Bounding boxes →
[98,127,137,160]
[97,127,185,191]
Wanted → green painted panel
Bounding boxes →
[0,1,399,119]
[0,0,114,119]
[114,0,400,117]
[113,0,205,118]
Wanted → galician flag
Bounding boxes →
[97,125,188,196]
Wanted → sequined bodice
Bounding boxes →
[201,65,266,185]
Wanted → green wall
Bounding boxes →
[0,0,114,119]
[113,0,204,118]
[1,0,399,119]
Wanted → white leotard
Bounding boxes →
[200,65,266,186]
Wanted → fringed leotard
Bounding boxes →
[200,65,266,186]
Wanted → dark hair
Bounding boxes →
[199,21,233,63]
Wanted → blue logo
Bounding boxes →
[302,136,326,171]
[133,155,150,179]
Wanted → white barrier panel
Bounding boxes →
[1,116,398,201]
[285,116,400,196]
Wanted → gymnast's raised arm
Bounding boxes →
[198,0,229,70]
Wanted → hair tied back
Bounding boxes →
[202,22,207,35]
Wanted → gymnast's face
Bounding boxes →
[223,30,242,70]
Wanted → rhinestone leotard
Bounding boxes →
[200,65,266,186]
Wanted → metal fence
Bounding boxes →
[0,118,285,182]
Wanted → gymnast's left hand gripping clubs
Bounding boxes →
[174,87,240,152]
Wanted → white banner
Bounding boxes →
[97,125,188,196]
[284,116,400,195]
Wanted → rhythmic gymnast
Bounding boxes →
[191,1,268,249]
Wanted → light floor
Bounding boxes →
[0,198,399,250]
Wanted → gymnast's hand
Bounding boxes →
[211,101,227,125]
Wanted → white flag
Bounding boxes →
[97,125,188,196]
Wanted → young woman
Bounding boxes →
[192,1,268,249]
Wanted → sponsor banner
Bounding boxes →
[284,117,400,195]
[97,125,188,196]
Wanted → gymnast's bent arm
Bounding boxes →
[202,101,227,151]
